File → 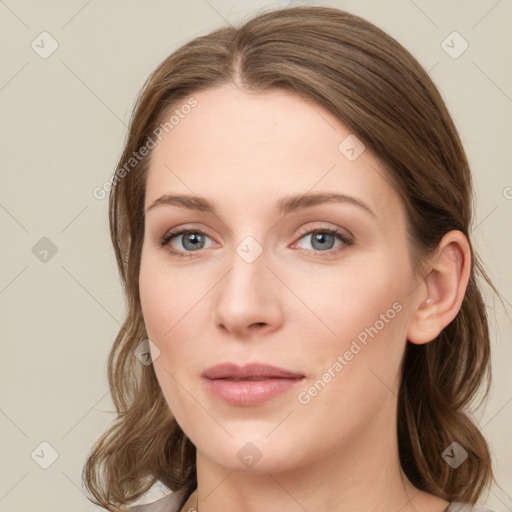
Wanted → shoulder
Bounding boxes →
[125,486,191,512]
[447,502,497,512]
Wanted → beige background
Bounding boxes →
[1,1,511,511]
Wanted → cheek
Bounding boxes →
[294,254,409,344]
[139,254,205,424]
[138,249,214,373]
[293,252,411,400]
[140,247,199,338]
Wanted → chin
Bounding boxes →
[193,429,312,474]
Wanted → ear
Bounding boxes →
[407,230,471,345]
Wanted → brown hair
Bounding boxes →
[83,5,500,510]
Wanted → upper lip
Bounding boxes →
[202,362,304,380]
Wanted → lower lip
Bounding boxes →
[203,377,305,406]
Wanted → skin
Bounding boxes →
[139,83,471,512]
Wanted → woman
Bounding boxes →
[83,6,500,512]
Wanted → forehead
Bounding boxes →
[153,84,352,163]
[145,84,402,222]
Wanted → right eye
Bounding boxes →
[159,228,216,258]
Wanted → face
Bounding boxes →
[139,84,421,473]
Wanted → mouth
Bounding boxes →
[202,362,305,406]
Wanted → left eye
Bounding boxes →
[294,228,352,253]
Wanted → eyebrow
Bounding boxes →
[145,192,376,218]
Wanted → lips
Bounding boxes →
[202,362,304,380]
[202,362,305,406]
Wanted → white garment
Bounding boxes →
[127,487,189,512]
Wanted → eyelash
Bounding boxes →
[158,226,353,259]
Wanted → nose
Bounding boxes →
[211,242,283,338]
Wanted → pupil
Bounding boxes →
[313,232,333,250]
[185,233,203,250]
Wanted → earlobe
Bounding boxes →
[407,230,471,345]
